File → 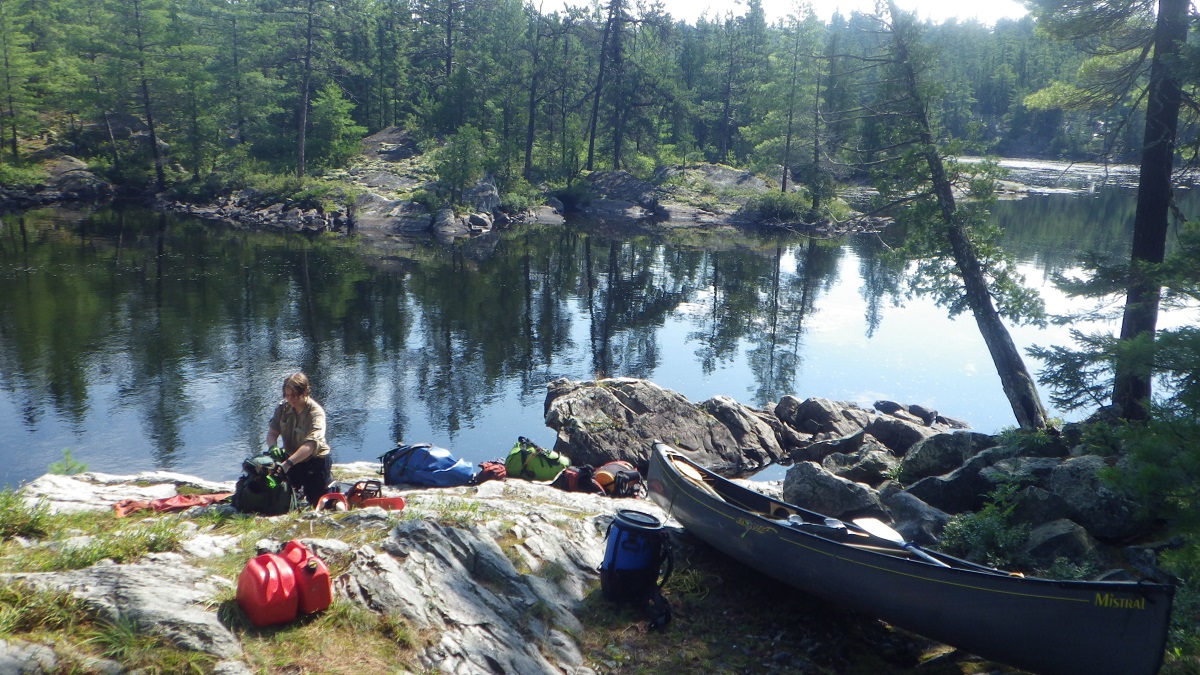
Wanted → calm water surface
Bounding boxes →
[1,186,1196,487]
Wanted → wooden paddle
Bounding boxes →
[852,518,950,567]
[671,456,724,499]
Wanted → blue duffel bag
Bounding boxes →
[380,442,475,487]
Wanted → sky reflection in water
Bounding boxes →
[0,186,1196,487]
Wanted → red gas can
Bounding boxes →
[236,553,298,627]
[282,540,332,615]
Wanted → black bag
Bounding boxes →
[593,461,644,497]
[232,455,300,516]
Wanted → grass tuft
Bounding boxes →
[44,518,183,571]
[0,489,51,540]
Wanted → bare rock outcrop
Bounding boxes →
[9,560,242,659]
[543,377,781,474]
[781,461,884,519]
[8,468,664,675]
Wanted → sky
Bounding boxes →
[651,0,1030,26]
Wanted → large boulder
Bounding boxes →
[790,429,870,463]
[894,431,998,484]
[978,456,1060,487]
[863,415,939,455]
[45,156,112,198]
[432,207,470,240]
[820,438,898,487]
[584,171,660,210]
[883,491,950,547]
[696,395,784,468]
[1017,519,1105,572]
[338,519,585,673]
[904,444,1021,514]
[465,175,501,213]
[775,396,872,438]
[20,471,233,513]
[334,479,657,675]
[781,461,883,519]
[543,378,777,475]
[1047,455,1150,541]
[6,559,242,659]
[1008,486,1072,529]
[351,192,432,234]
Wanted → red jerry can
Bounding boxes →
[282,540,332,615]
[236,553,298,627]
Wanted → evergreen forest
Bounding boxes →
[0,0,1176,195]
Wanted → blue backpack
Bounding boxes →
[381,443,475,487]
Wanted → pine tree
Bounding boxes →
[858,2,1050,429]
[0,0,35,159]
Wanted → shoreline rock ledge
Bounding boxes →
[542,376,968,478]
[6,470,659,675]
[544,378,1168,581]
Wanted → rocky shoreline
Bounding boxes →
[543,378,1171,578]
[0,138,1148,247]
[2,128,892,241]
[0,378,1173,674]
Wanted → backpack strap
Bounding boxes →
[516,437,539,478]
[384,443,430,483]
[646,532,674,630]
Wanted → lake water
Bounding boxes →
[2,182,1197,488]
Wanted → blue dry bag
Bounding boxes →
[380,442,475,487]
[600,509,673,602]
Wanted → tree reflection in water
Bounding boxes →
[0,189,1188,487]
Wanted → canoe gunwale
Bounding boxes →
[646,442,1174,675]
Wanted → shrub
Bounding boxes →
[0,162,45,190]
[306,83,368,173]
[47,448,87,475]
[165,173,229,204]
[499,177,541,213]
[236,173,353,212]
[748,191,811,224]
[434,125,485,205]
[550,181,591,211]
[408,189,444,213]
[624,153,656,180]
[937,482,1028,567]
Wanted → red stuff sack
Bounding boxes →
[551,466,606,494]
[471,460,507,484]
[281,540,332,615]
[236,553,298,627]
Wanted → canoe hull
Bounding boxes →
[646,443,1173,675]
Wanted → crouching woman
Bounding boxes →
[265,372,333,507]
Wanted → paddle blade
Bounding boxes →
[852,517,905,544]
[853,517,950,567]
